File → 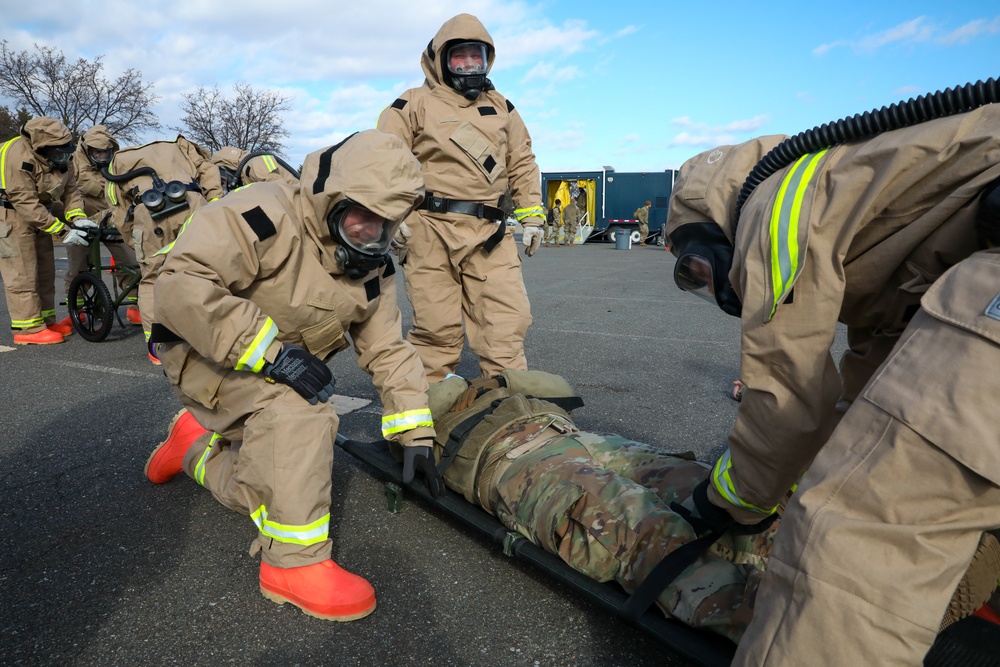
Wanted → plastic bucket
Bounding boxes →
[614,228,630,250]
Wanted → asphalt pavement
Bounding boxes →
[0,237,748,666]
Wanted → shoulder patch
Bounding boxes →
[987,292,1000,321]
[241,206,276,241]
[506,100,515,113]
[21,162,34,172]
[478,106,497,116]
[364,276,380,302]
[391,98,407,110]
[382,255,395,278]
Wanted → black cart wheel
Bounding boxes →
[68,272,115,342]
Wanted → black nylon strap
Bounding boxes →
[619,528,726,623]
[481,220,506,254]
[420,195,504,222]
[437,403,500,474]
[149,322,184,344]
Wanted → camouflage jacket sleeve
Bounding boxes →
[503,101,543,222]
[348,262,435,445]
[154,206,285,372]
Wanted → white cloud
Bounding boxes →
[937,16,1000,45]
[665,115,770,149]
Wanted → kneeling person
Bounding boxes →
[143,131,437,622]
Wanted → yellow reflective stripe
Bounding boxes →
[768,149,828,320]
[194,433,222,485]
[106,180,117,205]
[711,450,777,514]
[249,505,330,546]
[153,213,195,256]
[235,317,278,372]
[381,408,434,437]
[514,206,544,221]
[143,329,152,341]
[11,316,45,329]
[65,208,86,220]
[44,219,65,234]
[261,155,278,172]
[41,308,55,318]
[0,137,20,190]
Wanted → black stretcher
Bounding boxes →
[335,434,737,667]
[336,435,1000,667]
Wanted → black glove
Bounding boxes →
[402,441,445,497]
[672,478,776,536]
[263,344,335,405]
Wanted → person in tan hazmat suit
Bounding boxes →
[377,13,546,381]
[59,125,141,327]
[104,135,224,363]
[0,117,98,345]
[142,130,439,622]
[211,146,298,195]
[663,91,1000,662]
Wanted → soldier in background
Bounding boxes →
[545,198,562,247]
[561,194,581,247]
[60,125,141,327]
[211,146,298,195]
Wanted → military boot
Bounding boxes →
[260,559,377,621]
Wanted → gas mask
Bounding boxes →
[219,166,239,195]
[670,222,743,317]
[40,142,76,173]
[86,145,114,169]
[326,200,393,280]
[445,41,491,100]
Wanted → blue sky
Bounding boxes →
[3,0,998,173]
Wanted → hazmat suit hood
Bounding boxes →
[20,117,75,170]
[421,13,495,96]
[211,146,248,171]
[76,125,120,167]
[666,135,788,316]
[298,130,425,275]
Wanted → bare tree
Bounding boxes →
[0,105,32,141]
[176,82,291,155]
[0,41,160,143]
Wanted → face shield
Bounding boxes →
[670,222,742,317]
[444,41,490,99]
[326,200,394,279]
[41,142,76,172]
[219,166,239,194]
[86,146,114,168]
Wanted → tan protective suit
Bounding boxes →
[65,126,137,295]
[105,136,224,336]
[377,13,544,380]
[734,249,1000,665]
[666,105,1000,525]
[211,146,298,191]
[153,130,436,569]
[0,118,88,333]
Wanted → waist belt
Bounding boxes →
[420,195,504,222]
[1,199,13,210]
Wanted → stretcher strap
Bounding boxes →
[437,403,499,474]
[619,528,727,623]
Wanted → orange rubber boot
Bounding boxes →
[13,328,64,345]
[49,316,75,336]
[144,409,210,484]
[259,560,376,621]
[126,306,142,325]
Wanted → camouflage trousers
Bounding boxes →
[492,431,777,644]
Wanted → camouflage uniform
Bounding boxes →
[426,372,776,643]
[561,199,580,246]
[545,203,562,246]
